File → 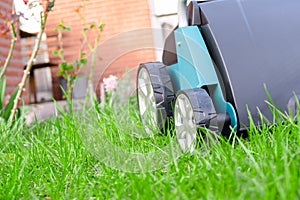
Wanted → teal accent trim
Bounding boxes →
[226,103,238,131]
[167,26,238,130]
[170,26,219,90]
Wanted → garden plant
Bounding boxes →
[0,8,19,123]
[0,1,300,199]
[54,0,104,102]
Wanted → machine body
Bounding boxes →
[137,0,300,151]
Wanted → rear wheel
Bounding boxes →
[174,88,217,152]
[137,62,174,135]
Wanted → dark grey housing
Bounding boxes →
[185,0,300,129]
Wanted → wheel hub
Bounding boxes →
[137,68,158,134]
[174,93,197,152]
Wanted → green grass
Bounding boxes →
[0,98,300,199]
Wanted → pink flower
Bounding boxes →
[103,75,118,92]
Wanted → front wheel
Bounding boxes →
[174,88,217,152]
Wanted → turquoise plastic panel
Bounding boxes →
[167,26,237,130]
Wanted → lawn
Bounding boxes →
[0,97,299,199]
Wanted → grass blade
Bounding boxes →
[0,76,6,109]
[2,86,19,121]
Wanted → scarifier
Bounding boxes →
[137,0,300,152]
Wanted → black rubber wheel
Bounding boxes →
[174,88,218,152]
[137,62,174,134]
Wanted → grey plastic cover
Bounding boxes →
[199,0,300,129]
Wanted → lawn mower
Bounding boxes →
[137,0,300,152]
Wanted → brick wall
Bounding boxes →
[1,0,155,103]
[46,0,156,98]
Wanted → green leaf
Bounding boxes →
[80,58,88,65]
[2,86,19,121]
[58,24,71,31]
[98,22,105,31]
[0,76,6,109]
[70,76,77,83]
[74,60,80,67]
[90,23,95,29]
[74,58,87,67]
[59,49,63,55]
[63,26,71,31]
[66,64,74,70]
[52,50,58,55]
[59,62,68,70]
[58,20,71,31]
[80,51,87,57]
[57,71,64,76]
